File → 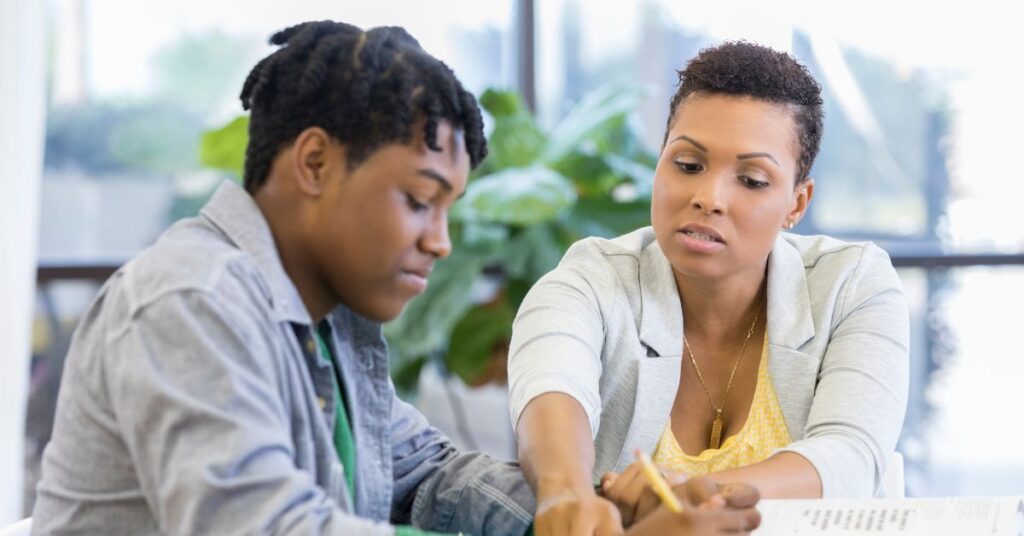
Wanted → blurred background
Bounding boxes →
[5,0,1024,522]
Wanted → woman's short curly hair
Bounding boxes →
[664,41,824,183]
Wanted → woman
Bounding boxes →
[509,41,909,533]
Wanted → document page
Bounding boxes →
[754,497,1024,535]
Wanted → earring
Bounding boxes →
[784,220,795,230]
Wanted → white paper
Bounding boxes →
[754,497,1024,535]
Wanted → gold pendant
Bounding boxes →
[709,410,723,450]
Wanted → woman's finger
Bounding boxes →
[718,483,760,509]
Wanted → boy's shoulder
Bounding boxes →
[116,216,269,314]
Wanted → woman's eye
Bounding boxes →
[674,160,704,173]
[406,194,429,212]
[739,175,769,189]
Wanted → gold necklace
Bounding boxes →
[683,300,762,450]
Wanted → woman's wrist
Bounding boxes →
[536,472,595,500]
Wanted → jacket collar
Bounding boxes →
[200,180,313,325]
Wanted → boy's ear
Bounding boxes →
[291,127,346,196]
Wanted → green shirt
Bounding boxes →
[314,329,357,498]
[316,327,461,536]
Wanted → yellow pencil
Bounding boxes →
[634,449,683,514]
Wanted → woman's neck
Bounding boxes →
[674,266,767,342]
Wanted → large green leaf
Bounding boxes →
[497,231,533,281]
[603,153,656,197]
[444,301,515,384]
[541,83,651,165]
[391,355,427,394]
[458,166,577,226]
[487,116,547,169]
[199,115,248,178]
[567,197,652,239]
[453,221,510,252]
[479,88,525,118]
[551,151,619,197]
[500,225,566,282]
[477,89,546,170]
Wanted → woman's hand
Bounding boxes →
[599,461,688,526]
[673,478,761,512]
[601,462,760,527]
[519,393,621,534]
[623,499,761,536]
[622,476,761,535]
[534,485,624,536]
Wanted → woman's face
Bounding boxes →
[651,93,813,283]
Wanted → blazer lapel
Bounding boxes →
[612,356,682,472]
[612,238,683,471]
[637,238,683,357]
[766,235,818,439]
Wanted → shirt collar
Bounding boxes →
[200,180,313,325]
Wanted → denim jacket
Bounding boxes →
[32,180,535,535]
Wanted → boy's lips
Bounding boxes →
[399,264,432,293]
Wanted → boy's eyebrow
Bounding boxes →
[417,168,466,199]
[667,135,707,152]
[737,152,781,167]
[417,169,452,192]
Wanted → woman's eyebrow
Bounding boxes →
[736,152,780,167]
[668,135,780,168]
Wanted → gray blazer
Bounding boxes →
[508,227,909,498]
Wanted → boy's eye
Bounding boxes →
[406,194,428,212]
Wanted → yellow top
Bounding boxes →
[651,338,791,475]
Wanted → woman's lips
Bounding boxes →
[676,229,726,253]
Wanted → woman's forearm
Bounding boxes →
[707,451,822,498]
[518,393,628,535]
[516,392,596,497]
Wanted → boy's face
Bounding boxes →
[306,120,470,322]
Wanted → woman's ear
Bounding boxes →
[785,177,814,228]
[291,126,346,196]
